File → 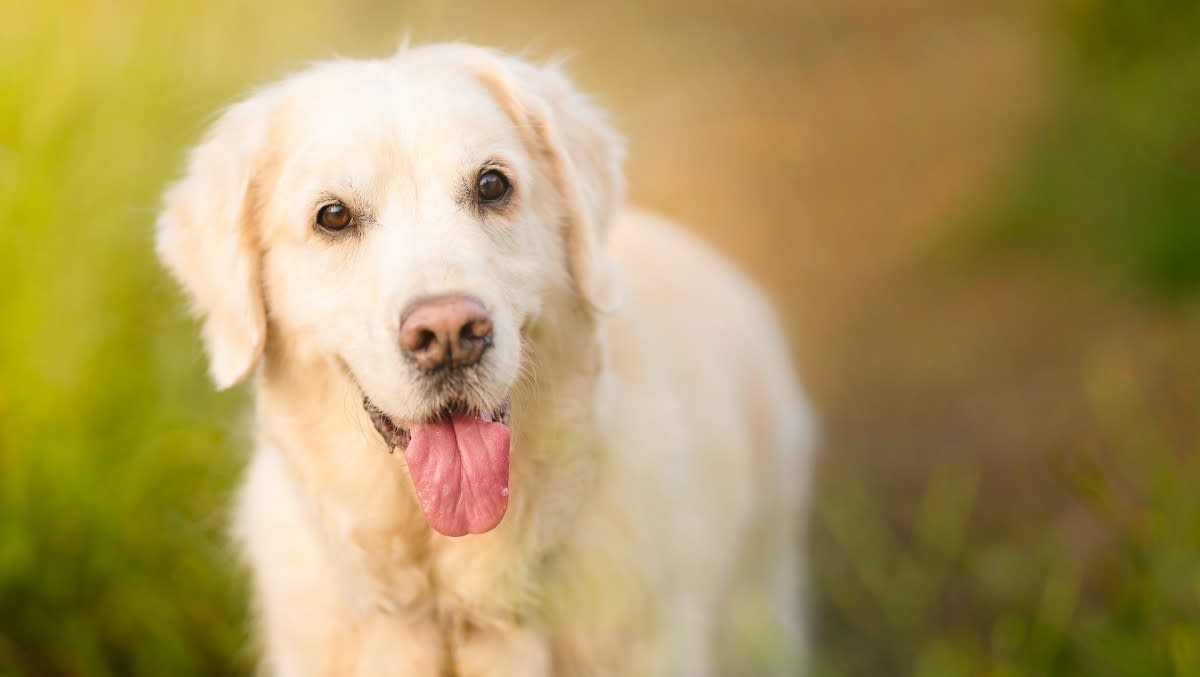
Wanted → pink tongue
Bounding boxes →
[404,414,511,537]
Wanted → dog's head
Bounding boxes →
[156,44,623,536]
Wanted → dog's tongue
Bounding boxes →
[404,414,511,537]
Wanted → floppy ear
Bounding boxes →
[156,94,274,389]
[476,53,625,313]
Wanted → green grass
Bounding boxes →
[813,367,1200,675]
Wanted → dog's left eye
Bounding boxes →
[477,170,511,204]
[316,202,353,232]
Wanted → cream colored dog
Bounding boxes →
[157,42,813,677]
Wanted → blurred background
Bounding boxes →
[1,0,1198,674]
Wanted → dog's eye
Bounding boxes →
[316,203,353,232]
[477,170,510,204]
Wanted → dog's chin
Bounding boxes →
[361,396,512,452]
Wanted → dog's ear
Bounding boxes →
[156,94,274,389]
[476,53,625,313]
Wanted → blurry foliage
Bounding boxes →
[814,363,1200,676]
[813,2,1200,672]
[0,3,293,674]
[975,0,1200,296]
[2,0,1198,676]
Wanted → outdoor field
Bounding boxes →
[1,1,1198,674]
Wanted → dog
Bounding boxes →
[156,42,813,677]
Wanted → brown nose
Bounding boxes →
[398,295,493,371]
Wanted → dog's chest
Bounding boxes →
[323,493,537,624]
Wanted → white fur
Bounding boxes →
[157,43,814,676]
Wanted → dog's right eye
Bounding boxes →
[477,170,511,204]
[316,203,353,233]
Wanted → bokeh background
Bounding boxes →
[2,0,1198,674]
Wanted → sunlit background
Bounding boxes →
[2,1,1198,675]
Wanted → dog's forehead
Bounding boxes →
[275,60,519,168]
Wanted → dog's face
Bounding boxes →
[157,45,623,535]
[259,60,549,427]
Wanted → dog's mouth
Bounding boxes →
[362,398,510,452]
[362,396,512,538]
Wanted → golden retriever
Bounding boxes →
[157,42,813,677]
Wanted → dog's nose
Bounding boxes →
[398,295,493,371]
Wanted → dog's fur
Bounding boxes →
[157,43,813,676]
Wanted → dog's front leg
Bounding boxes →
[451,622,552,677]
[257,589,446,677]
[347,613,445,677]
